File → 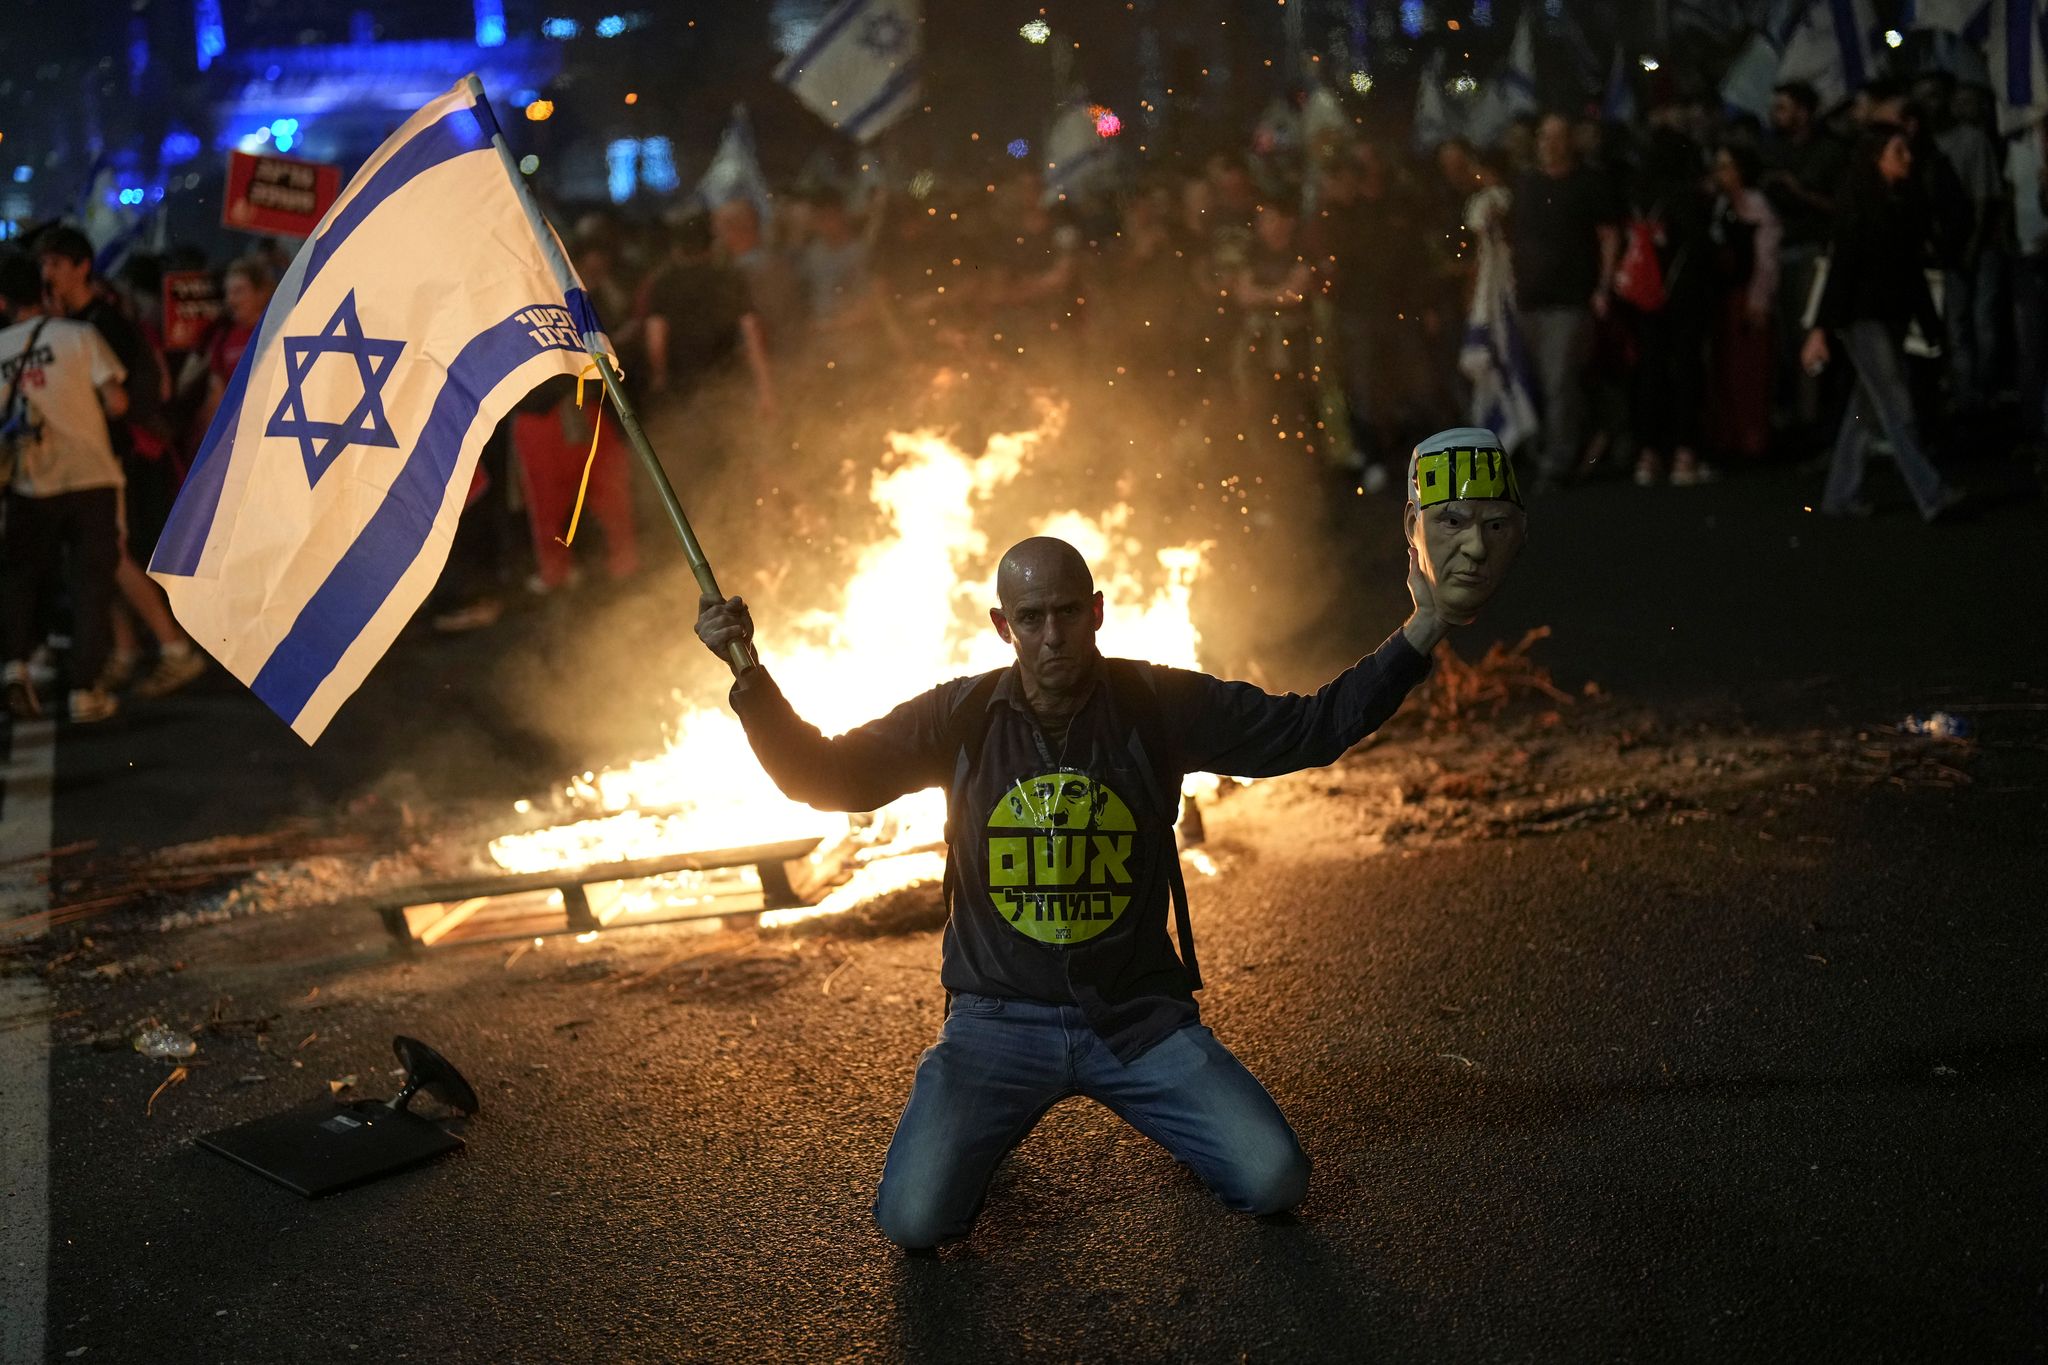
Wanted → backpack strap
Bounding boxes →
[939,670,1004,917]
[1103,659,1202,992]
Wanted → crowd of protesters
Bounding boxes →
[4,66,2039,722]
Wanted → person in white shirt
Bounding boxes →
[0,251,130,722]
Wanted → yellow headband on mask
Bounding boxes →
[1408,427,1523,509]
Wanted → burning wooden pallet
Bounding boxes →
[375,834,856,949]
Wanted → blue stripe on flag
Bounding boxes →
[302,107,488,292]
[841,62,921,137]
[2011,0,2038,106]
[776,0,871,80]
[1049,140,1113,190]
[249,308,582,724]
[151,103,491,579]
[1829,0,1868,90]
[565,286,605,342]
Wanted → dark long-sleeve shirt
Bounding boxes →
[730,628,1432,1061]
[1815,189,1942,341]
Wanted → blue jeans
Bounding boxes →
[872,993,1310,1249]
[1944,252,2005,416]
[1519,304,1594,480]
[2013,253,2048,442]
[1823,321,1953,518]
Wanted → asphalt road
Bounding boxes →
[7,458,2047,1363]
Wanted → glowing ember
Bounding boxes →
[490,413,1213,923]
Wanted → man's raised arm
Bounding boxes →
[697,593,954,813]
[1155,547,1449,779]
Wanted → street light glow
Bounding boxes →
[1884,28,1905,47]
[524,99,554,121]
[1020,19,1050,44]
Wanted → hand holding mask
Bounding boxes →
[1402,426,1528,626]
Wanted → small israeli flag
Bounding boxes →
[774,0,921,144]
[1901,0,1992,34]
[1465,9,1539,149]
[694,104,774,220]
[1458,189,1539,458]
[1988,0,2048,132]
[1774,0,1881,111]
[1045,102,1118,201]
[1412,50,1458,152]
[149,77,612,742]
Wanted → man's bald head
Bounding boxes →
[996,536,1094,610]
[990,537,1103,702]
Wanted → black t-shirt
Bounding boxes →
[641,258,751,391]
[729,633,1432,1061]
[73,294,166,451]
[1763,131,1848,249]
[1511,166,1622,311]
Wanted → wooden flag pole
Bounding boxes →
[467,74,758,676]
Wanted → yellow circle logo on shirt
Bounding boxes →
[985,772,1138,945]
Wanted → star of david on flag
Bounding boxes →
[775,0,921,143]
[149,77,615,742]
[265,291,405,485]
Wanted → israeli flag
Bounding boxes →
[1602,45,1639,125]
[1412,50,1458,153]
[1459,239,1540,456]
[1721,33,1784,118]
[1465,9,1539,149]
[1045,103,1118,201]
[149,77,612,743]
[1988,0,2048,132]
[774,0,921,144]
[694,104,774,221]
[1901,0,1992,33]
[1774,0,1881,110]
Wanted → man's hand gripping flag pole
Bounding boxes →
[468,75,758,676]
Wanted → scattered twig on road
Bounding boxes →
[821,951,860,995]
[0,839,96,871]
[146,1065,189,1116]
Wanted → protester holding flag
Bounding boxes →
[1453,149,1540,462]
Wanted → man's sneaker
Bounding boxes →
[1922,486,1970,523]
[1668,451,1718,487]
[431,597,505,634]
[1633,452,1662,487]
[26,645,58,690]
[4,661,41,719]
[98,649,142,692]
[133,646,207,699]
[67,687,119,724]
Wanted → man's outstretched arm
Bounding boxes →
[1161,547,1450,778]
[697,593,952,812]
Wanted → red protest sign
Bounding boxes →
[222,150,340,238]
[161,271,223,352]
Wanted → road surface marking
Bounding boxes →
[0,719,55,1365]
